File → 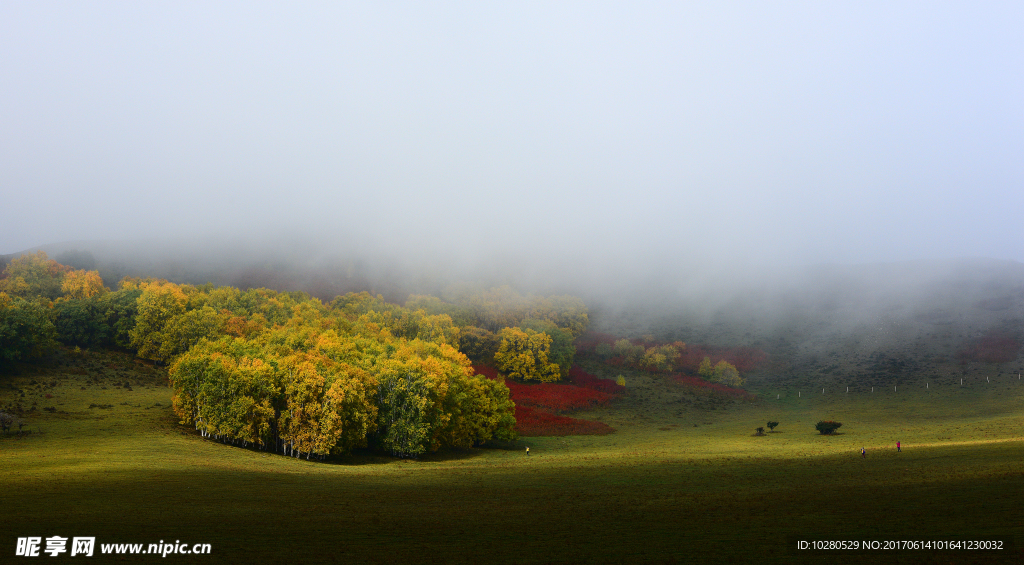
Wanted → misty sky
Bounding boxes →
[3,1,1022,271]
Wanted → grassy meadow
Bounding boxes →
[2,348,1023,564]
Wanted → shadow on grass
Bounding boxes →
[6,442,1023,564]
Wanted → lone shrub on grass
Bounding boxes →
[815,420,842,435]
[755,426,765,436]
[766,421,779,433]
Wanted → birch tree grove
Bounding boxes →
[3,255,553,459]
[168,298,517,459]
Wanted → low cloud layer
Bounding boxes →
[3,2,1022,282]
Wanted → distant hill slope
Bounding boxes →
[5,240,1022,368]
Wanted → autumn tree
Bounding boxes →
[414,313,460,348]
[169,337,282,449]
[641,344,681,372]
[60,269,107,299]
[530,295,590,338]
[129,280,190,362]
[711,360,744,387]
[0,251,72,300]
[614,339,644,365]
[494,327,560,382]
[520,318,575,377]
[162,284,517,459]
[697,356,714,379]
[278,346,377,458]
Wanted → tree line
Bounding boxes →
[1,251,591,457]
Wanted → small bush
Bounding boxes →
[766,421,779,432]
[755,427,765,436]
[815,420,842,435]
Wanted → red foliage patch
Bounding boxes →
[473,364,618,436]
[513,405,615,436]
[956,331,1021,364]
[504,380,615,412]
[674,375,756,401]
[472,365,500,379]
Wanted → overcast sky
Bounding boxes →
[3,1,1022,273]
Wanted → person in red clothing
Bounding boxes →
[896,441,901,452]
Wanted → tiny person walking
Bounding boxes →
[526,446,530,456]
[861,447,865,458]
[896,441,901,453]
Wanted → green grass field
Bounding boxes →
[2,349,1022,564]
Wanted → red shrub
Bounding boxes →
[472,365,500,379]
[514,405,615,436]
[504,380,615,412]
[674,375,755,401]
[474,364,618,436]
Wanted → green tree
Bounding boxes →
[373,364,432,458]
[98,287,143,349]
[815,420,842,435]
[436,373,517,446]
[0,293,59,364]
[458,326,499,365]
[159,306,226,361]
[50,296,109,347]
[766,421,779,433]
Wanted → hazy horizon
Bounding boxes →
[4,2,1022,278]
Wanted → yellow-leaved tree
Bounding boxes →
[0,250,72,300]
[711,360,744,387]
[60,269,108,299]
[129,280,189,362]
[494,327,560,382]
